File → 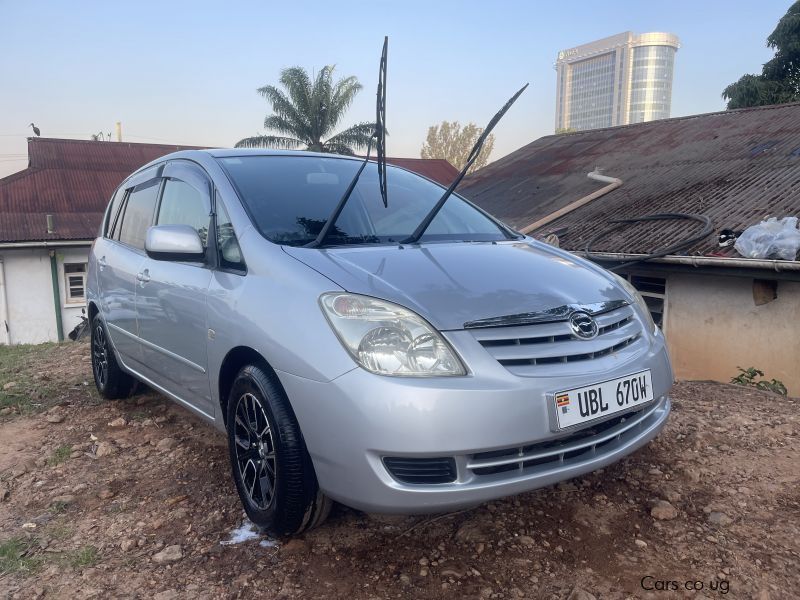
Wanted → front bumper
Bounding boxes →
[278,331,673,514]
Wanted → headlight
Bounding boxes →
[610,273,657,333]
[320,293,466,377]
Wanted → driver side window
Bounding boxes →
[157,178,211,248]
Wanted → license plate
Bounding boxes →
[554,370,653,430]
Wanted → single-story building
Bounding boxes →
[0,137,458,345]
[461,102,800,395]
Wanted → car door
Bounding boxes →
[136,161,214,417]
[97,167,162,369]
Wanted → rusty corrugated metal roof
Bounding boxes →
[0,138,206,243]
[460,102,800,257]
[379,157,458,186]
[0,138,458,243]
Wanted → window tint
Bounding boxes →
[118,180,160,249]
[218,156,507,246]
[157,179,211,247]
[105,187,127,238]
[216,200,245,271]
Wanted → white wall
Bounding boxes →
[56,247,91,338]
[0,258,9,345]
[0,245,90,345]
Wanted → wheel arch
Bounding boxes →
[218,346,283,428]
[87,300,99,322]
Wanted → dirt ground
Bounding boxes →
[0,342,797,599]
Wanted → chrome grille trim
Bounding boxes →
[463,299,628,329]
[471,304,643,370]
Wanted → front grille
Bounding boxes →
[467,399,663,478]
[383,456,457,484]
[470,304,643,376]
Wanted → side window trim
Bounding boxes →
[107,188,129,240]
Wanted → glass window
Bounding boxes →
[118,180,160,249]
[218,156,507,247]
[216,200,245,271]
[157,179,211,247]
[64,263,87,304]
[105,187,127,238]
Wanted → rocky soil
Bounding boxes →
[0,342,798,599]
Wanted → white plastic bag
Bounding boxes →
[734,217,800,260]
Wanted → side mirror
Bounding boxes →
[145,225,205,262]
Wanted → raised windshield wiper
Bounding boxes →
[376,36,388,208]
[400,83,529,245]
[304,134,375,248]
[305,37,388,249]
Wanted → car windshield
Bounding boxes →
[217,155,511,246]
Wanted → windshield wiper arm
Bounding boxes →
[376,36,388,208]
[304,134,375,248]
[305,37,388,249]
[400,83,529,245]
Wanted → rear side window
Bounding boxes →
[157,179,211,247]
[118,180,160,249]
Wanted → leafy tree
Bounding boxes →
[722,1,800,109]
[236,66,376,155]
[420,121,495,174]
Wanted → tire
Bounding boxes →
[226,364,331,536]
[90,315,135,400]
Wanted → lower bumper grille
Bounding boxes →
[467,398,664,478]
[383,456,457,484]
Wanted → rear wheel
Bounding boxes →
[90,315,135,400]
[226,364,331,536]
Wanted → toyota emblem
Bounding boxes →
[569,312,599,340]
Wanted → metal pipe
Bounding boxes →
[0,258,9,344]
[49,251,64,342]
[520,169,623,234]
[576,251,800,272]
[0,240,91,249]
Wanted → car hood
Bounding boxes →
[283,241,625,331]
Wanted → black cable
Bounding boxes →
[583,212,714,271]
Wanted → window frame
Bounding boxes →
[63,262,88,305]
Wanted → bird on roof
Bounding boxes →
[29,123,40,137]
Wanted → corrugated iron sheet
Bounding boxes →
[460,102,800,256]
[0,138,458,243]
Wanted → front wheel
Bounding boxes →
[226,364,331,536]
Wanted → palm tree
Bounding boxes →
[235,66,376,155]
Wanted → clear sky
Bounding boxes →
[0,0,792,178]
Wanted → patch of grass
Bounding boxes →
[63,545,98,569]
[0,537,43,575]
[47,522,73,540]
[128,410,150,421]
[0,342,62,414]
[48,444,72,467]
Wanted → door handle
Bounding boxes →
[136,269,151,285]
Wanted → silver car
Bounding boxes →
[87,149,672,535]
